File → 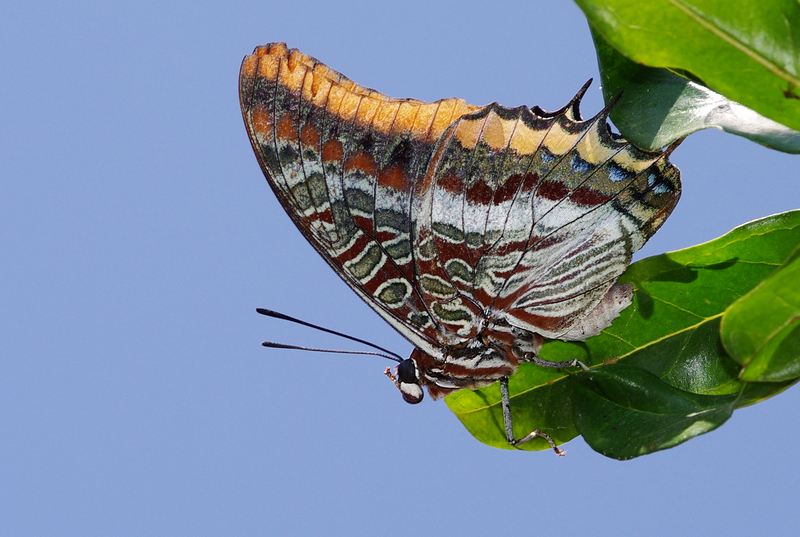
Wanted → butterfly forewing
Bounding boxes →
[240,44,481,357]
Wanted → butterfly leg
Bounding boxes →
[500,377,565,456]
[530,355,590,371]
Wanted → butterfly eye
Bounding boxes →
[397,359,423,404]
[397,359,417,383]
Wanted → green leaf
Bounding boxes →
[444,366,578,451]
[722,246,800,381]
[571,364,736,460]
[446,211,800,455]
[591,28,800,153]
[574,0,800,133]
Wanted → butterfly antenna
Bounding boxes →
[256,308,403,362]
[261,341,402,361]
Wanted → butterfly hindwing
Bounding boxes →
[418,97,680,339]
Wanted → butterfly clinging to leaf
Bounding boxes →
[240,43,681,453]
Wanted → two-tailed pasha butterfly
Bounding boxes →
[240,44,680,453]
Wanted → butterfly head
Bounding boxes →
[395,358,424,404]
[386,323,543,404]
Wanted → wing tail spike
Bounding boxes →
[564,78,593,121]
[527,79,592,121]
[664,137,685,156]
[589,90,625,143]
[598,90,623,120]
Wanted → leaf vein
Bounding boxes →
[667,0,800,87]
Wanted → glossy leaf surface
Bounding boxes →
[722,247,800,382]
[591,29,800,153]
[571,364,736,460]
[575,0,800,133]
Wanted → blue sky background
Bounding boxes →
[3,1,800,535]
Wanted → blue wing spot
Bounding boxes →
[646,173,673,195]
[652,182,672,195]
[539,148,555,163]
[571,154,592,173]
[608,163,632,183]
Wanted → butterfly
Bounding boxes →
[240,43,681,452]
